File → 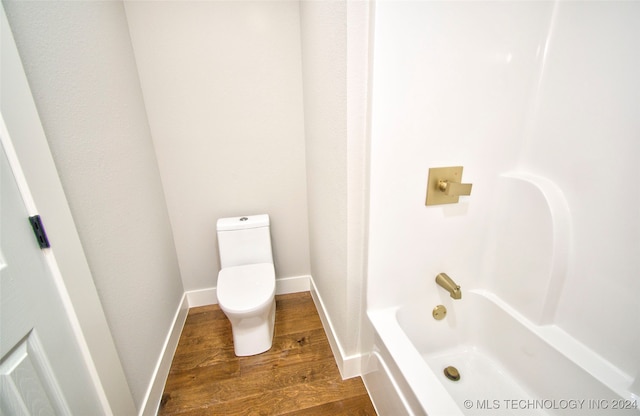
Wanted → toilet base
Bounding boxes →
[229,299,276,356]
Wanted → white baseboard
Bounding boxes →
[141,274,320,415]
[186,287,217,308]
[308,277,362,379]
[139,293,189,416]
[186,275,362,379]
[275,274,311,295]
[186,275,311,308]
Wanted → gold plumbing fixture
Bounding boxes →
[425,166,473,205]
[432,305,447,320]
[444,366,461,381]
[435,273,462,300]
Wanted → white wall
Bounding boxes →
[125,0,373,379]
[124,0,310,293]
[1,5,135,414]
[300,0,372,375]
[299,0,348,359]
[5,0,373,411]
[3,1,184,411]
[369,0,638,386]
[346,0,374,366]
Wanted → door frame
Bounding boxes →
[1,4,136,415]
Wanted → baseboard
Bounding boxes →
[186,286,217,308]
[186,276,363,379]
[308,277,362,379]
[139,293,189,416]
[142,274,314,414]
[186,275,311,308]
[275,274,311,295]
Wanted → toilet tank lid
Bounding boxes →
[217,214,270,231]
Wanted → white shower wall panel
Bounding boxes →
[518,1,640,376]
[368,1,555,308]
[368,0,639,391]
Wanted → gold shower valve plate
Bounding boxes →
[425,166,465,205]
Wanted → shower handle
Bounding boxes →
[425,166,473,205]
[438,180,472,197]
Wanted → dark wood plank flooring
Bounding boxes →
[159,292,377,415]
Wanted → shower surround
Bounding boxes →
[364,1,640,414]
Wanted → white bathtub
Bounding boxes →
[366,290,639,416]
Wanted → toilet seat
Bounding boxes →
[217,263,275,314]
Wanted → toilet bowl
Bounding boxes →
[216,215,276,356]
[217,263,275,356]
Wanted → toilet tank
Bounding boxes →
[216,214,273,268]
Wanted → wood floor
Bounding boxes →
[158,292,377,415]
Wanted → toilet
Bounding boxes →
[216,214,276,356]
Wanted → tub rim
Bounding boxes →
[368,288,637,416]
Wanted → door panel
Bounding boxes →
[0,331,69,415]
[1,130,102,414]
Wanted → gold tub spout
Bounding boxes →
[435,273,461,300]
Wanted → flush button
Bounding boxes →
[240,217,248,221]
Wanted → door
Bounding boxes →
[0,122,103,414]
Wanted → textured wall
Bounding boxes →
[124,1,310,292]
[346,0,374,363]
[299,0,350,354]
[298,0,372,370]
[3,1,184,410]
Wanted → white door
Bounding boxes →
[0,123,104,415]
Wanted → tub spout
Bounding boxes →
[435,273,461,300]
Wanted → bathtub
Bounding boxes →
[365,290,639,415]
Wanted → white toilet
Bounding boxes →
[216,214,276,356]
